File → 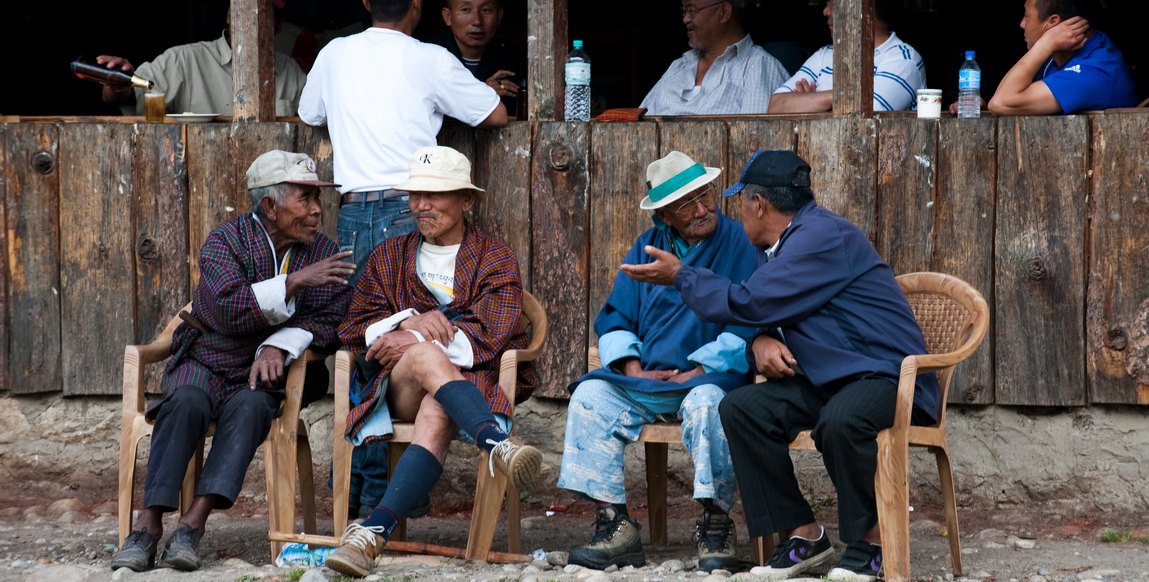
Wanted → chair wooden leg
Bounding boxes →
[297,423,316,535]
[935,446,963,576]
[180,438,204,515]
[644,441,669,545]
[752,534,774,566]
[389,442,408,541]
[331,421,353,537]
[505,482,521,554]
[118,428,146,544]
[465,453,509,560]
[875,431,911,582]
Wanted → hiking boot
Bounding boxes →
[749,526,834,580]
[325,522,386,577]
[110,529,158,572]
[486,438,543,491]
[568,505,646,569]
[694,509,738,572]
[826,541,883,581]
[159,524,203,571]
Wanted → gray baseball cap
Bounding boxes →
[246,150,340,190]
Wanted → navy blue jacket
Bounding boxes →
[675,201,940,422]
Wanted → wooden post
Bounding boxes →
[832,0,875,117]
[527,0,567,120]
[230,0,277,122]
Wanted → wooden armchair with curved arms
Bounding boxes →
[316,290,548,562]
[118,302,326,560]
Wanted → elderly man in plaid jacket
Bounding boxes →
[324,146,542,577]
[112,150,356,573]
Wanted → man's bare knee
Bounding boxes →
[394,342,464,389]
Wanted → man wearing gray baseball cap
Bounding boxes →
[622,150,937,581]
[112,150,355,573]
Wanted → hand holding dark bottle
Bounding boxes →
[70,55,152,105]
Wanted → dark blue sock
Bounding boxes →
[361,445,442,537]
[433,379,507,452]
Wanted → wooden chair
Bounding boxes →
[591,272,989,581]
[118,302,324,560]
[327,290,548,561]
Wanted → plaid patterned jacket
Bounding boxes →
[148,214,351,420]
[339,223,536,438]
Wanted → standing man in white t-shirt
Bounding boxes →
[298,0,508,522]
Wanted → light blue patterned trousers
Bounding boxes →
[556,379,737,512]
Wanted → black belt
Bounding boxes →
[340,189,404,205]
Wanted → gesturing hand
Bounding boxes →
[619,246,682,286]
[285,251,356,297]
[249,347,287,390]
[752,335,797,379]
[398,309,457,345]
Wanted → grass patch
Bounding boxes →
[1099,528,1149,544]
[284,567,308,582]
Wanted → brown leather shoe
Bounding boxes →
[325,523,386,577]
[486,438,543,491]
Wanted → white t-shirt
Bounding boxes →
[417,241,459,306]
[298,28,500,193]
[773,32,926,112]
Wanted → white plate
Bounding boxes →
[167,113,220,123]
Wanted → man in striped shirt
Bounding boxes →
[767,0,925,113]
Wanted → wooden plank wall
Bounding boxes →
[1,115,1147,408]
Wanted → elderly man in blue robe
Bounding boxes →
[557,151,758,573]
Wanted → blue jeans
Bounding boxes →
[556,379,737,512]
[336,194,418,515]
[338,194,417,283]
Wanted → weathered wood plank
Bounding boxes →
[294,125,340,241]
[0,126,6,393]
[588,123,659,346]
[994,116,1086,406]
[4,126,63,394]
[473,123,533,289]
[726,119,797,218]
[59,124,137,396]
[1087,114,1149,405]
[231,0,276,121]
[832,0,875,117]
[659,120,729,189]
[132,125,190,393]
[875,117,937,275]
[527,0,565,120]
[935,118,996,405]
[798,118,877,239]
[530,122,588,398]
[186,123,295,288]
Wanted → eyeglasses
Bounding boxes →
[681,1,728,19]
[668,185,717,220]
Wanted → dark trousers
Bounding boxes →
[719,376,930,543]
[143,387,279,511]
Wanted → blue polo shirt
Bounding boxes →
[1039,31,1137,113]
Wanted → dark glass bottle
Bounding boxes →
[70,57,153,90]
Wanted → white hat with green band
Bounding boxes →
[639,150,722,210]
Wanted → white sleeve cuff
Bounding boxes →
[257,327,314,366]
[365,308,419,348]
[251,275,296,325]
[407,329,475,368]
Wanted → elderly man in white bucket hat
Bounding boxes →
[325,145,542,577]
[112,150,354,573]
[556,150,759,572]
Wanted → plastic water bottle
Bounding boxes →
[564,40,591,122]
[957,50,981,119]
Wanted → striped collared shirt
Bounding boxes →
[640,35,790,115]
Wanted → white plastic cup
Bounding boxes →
[916,89,942,119]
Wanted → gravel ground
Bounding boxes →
[1,497,1147,582]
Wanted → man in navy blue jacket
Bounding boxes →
[621,150,938,581]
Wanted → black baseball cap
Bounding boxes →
[722,150,811,197]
